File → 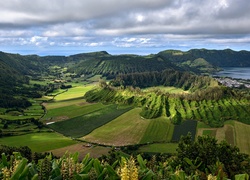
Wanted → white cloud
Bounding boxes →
[0,0,250,54]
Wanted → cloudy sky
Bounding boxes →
[0,0,250,55]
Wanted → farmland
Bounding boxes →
[1,79,250,156]
[83,108,149,146]
[48,104,132,138]
[139,117,174,143]
[0,132,76,152]
[196,120,250,154]
[0,53,250,158]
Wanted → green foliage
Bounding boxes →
[84,85,250,127]
[1,136,249,179]
[175,133,250,178]
[110,69,218,92]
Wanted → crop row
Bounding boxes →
[166,97,250,127]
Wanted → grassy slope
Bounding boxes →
[140,117,174,143]
[42,102,106,122]
[54,85,94,101]
[48,104,131,138]
[234,121,250,154]
[83,108,149,146]
[0,132,76,152]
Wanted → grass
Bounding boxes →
[50,144,111,159]
[87,75,103,82]
[143,86,188,94]
[0,132,76,152]
[83,108,149,146]
[0,100,44,121]
[54,85,95,101]
[138,143,178,154]
[48,104,132,138]
[202,130,213,136]
[140,117,174,143]
[234,121,250,154]
[197,121,211,128]
[42,102,106,121]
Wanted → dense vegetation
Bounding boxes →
[84,69,250,127]
[0,135,249,179]
[110,69,218,91]
[158,48,250,67]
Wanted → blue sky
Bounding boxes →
[0,0,250,56]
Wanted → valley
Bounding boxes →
[0,49,250,158]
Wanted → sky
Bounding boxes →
[0,0,250,56]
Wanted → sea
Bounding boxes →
[214,67,250,80]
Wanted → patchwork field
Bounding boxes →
[48,104,132,138]
[0,132,76,152]
[197,120,250,154]
[83,108,149,146]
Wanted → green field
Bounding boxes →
[138,143,178,154]
[48,104,132,138]
[53,85,95,101]
[234,121,250,154]
[83,108,149,146]
[42,101,106,122]
[140,117,174,143]
[0,99,44,121]
[0,132,76,152]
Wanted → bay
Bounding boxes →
[214,67,250,80]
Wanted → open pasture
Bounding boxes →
[140,117,174,143]
[42,102,106,122]
[53,85,95,101]
[234,121,250,154]
[48,104,132,138]
[0,132,76,152]
[83,108,149,146]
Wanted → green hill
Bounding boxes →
[158,48,250,68]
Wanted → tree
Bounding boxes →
[174,133,250,178]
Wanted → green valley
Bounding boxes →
[0,49,250,179]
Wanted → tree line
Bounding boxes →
[110,69,218,92]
